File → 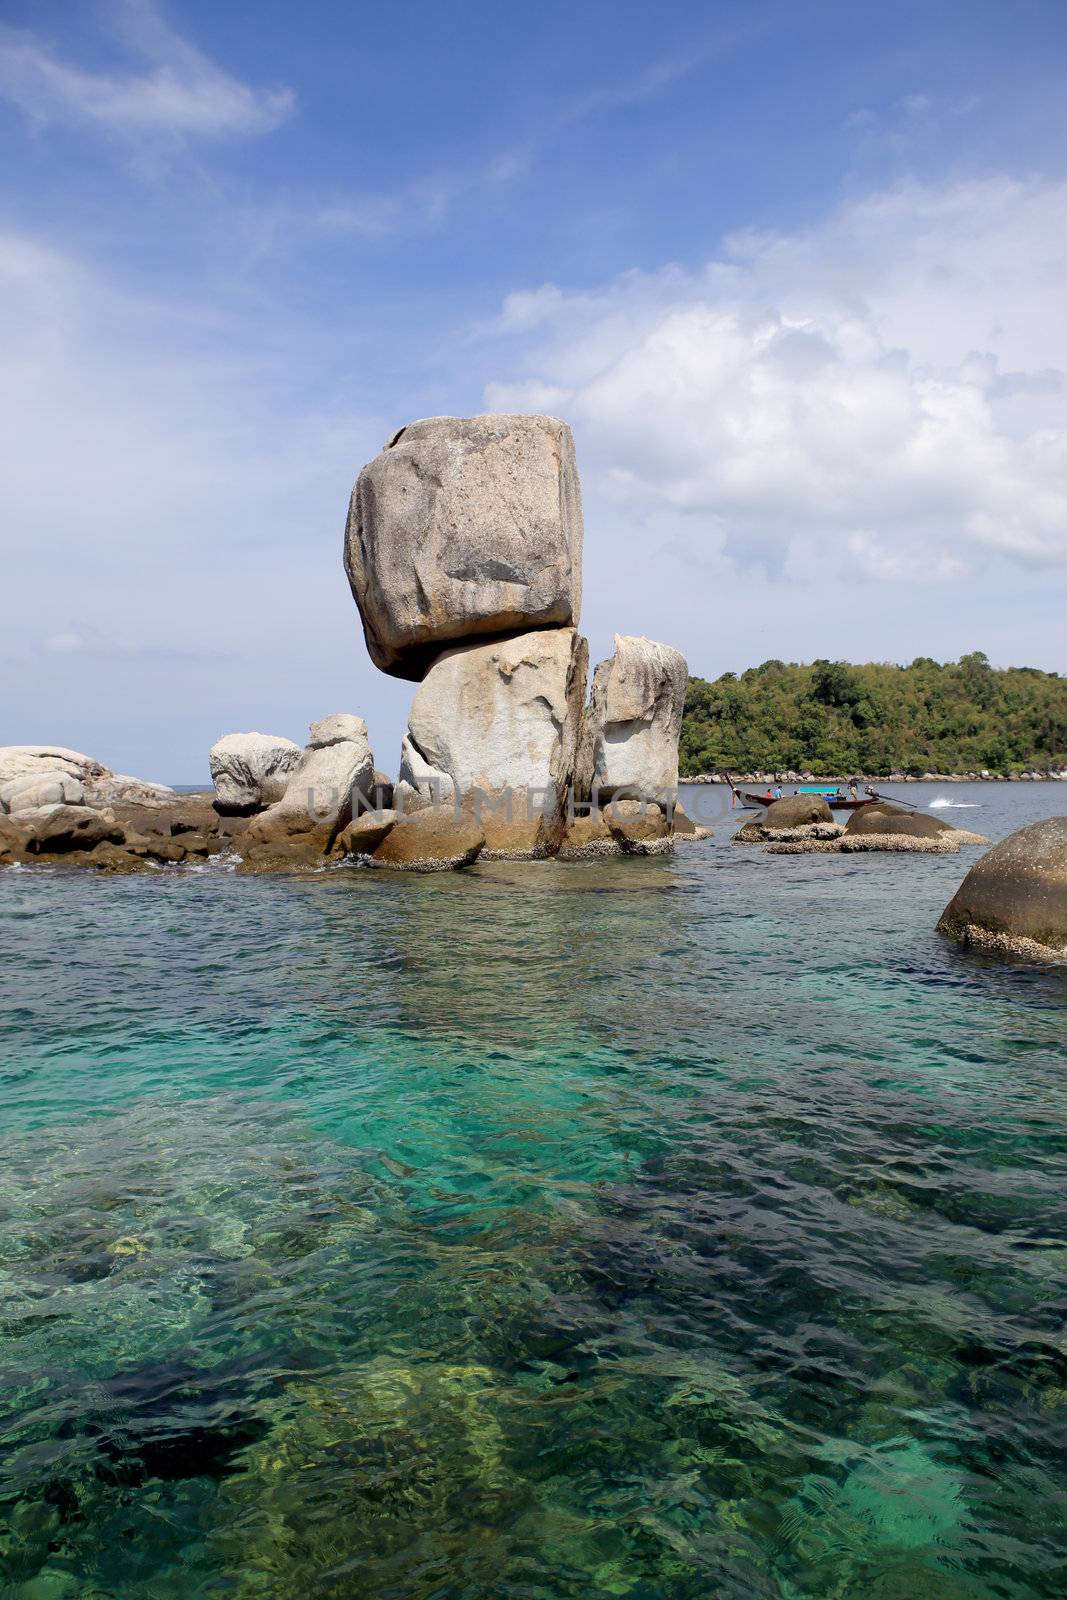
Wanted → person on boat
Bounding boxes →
[773,782,782,800]
[848,779,859,799]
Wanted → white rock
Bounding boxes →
[308,713,368,748]
[209,732,303,812]
[0,770,86,814]
[87,774,177,807]
[345,413,583,679]
[403,627,587,853]
[577,635,688,803]
[0,746,107,787]
[278,726,374,824]
[252,716,375,836]
[397,734,455,811]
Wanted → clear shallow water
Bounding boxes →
[1,785,1065,1599]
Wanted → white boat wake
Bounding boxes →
[929,796,981,808]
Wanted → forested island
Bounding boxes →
[681,653,1067,777]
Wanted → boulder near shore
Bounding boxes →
[937,817,1067,959]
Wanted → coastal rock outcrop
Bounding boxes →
[763,795,834,829]
[88,775,177,807]
[345,414,583,679]
[558,798,674,860]
[240,716,375,865]
[937,817,1067,958]
[576,635,687,803]
[733,795,840,845]
[0,746,108,787]
[840,802,988,853]
[1,771,86,813]
[672,804,713,843]
[209,732,303,813]
[21,804,124,855]
[403,627,588,857]
[370,808,485,872]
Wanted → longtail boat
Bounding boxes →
[726,778,906,813]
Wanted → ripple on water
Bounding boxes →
[0,815,1066,1598]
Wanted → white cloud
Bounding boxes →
[485,177,1067,581]
[0,1,292,140]
[0,227,410,777]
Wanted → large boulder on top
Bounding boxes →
[402,627,587,858]
[576,635,687,803]
[209,732,303,813]
[345,414,583,679]
[937,817,1067,958]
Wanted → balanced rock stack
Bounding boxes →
[345,414,691,866]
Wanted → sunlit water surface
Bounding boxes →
[1,784,1065,1599]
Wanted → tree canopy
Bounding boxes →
[680,655,1067,776]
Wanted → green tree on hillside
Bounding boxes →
[679,656,1067,776]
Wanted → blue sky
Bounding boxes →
[2,0,1066,780]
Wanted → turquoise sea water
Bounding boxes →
[1,784,1065,1599]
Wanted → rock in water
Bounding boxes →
[370,809,485,872]
[209,732,303,813]
[345,414,583,679]
[241,716,375,864]
[577,635,687,803]
[0,771,85,813]
[842,802,987,851]
[937,816,1067,958]
[402,627,587,857]
[762,793,834,829]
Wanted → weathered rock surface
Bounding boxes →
[0,746,175,813]
[1,771,85,813]
[843,802,988,848]
[87,774,177,807]
[0,814,31,863]
[403,627,587,857]
[209,732,303,813]
[278,717,374,823]
[345,414,583,679]
[334,810,398,857]
[577,635,687,803]
[672,804,713,843]
[605,798,672,855]
[397,735,455,813]
[764,794,834,829]
[0,746,107,787]
[370,809,484,872]
[239,717,375,864]
[21,805,124,854]
[557,811,623,860]
[937,817,1067,957]
[558,799,675,859]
